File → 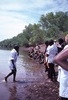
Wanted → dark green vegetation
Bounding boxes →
[0,11,68,48]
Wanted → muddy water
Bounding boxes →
[17,51,46,81]
[0,49,46,81]
[0,49,47,100]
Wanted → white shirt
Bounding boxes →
[8,49,18,70]
[59,45,68,98]
[34,45,40,53]
[46,44,58,63]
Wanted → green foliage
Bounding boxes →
[0,11,68,48]
[46,25,60,39]
[62,31,68,37]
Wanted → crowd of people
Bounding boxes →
[54,34,68,100]
[28,38,65,81]
[28,44,44,64]
[4,34,68,100]
[28,34,68,100]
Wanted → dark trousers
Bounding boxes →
[6,67,17,81]
[48,63,56,81]
[60,97,68,100]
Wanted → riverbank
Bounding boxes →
[20,44,46,53]
[0,46,60,100]
[0,71,59,100]
[0,72,59,100]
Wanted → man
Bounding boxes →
[44,40,49,72]
[54,34,68,100]
[5,45,19,82]
[46,40,58,81]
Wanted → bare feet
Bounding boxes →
[13,80,17,82]
[5,77,7,82]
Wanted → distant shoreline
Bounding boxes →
[20,44,45,53]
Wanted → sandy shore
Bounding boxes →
[0,69,59,100]
[20,44,46,53]
[0,46,60,100]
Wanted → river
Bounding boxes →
[0,49,46,82]
[0,49,53,100]
[0,50,58,100]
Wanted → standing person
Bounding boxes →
[5,45,19,82]
[57,38,65,82]
[57,38,65,53]
[44,40,49,72]
[54,34,68,100]
[46,40,58,81]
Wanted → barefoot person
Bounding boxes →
[54,34,68,100]
[5,45,19,82]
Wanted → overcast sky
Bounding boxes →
[0,0,68,41]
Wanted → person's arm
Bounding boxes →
[54,48,68,71]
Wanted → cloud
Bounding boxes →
[0,0,68,41]
[0,11,28,41]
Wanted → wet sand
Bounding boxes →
[0,47,59,100]
[0,66,59,100]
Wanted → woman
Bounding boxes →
[54,34,68,100]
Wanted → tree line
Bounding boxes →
[0,11,68,48]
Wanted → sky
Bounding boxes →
[0,0,68,41]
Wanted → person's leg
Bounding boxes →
[50,63,56,81]
[13,68,17,82]
[60,97,68,100]
[48,63,51,79]
[44,64,48,72]
[48,63,53,81]
[5,70,13,82]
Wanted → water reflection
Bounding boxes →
[0,50,46,100]
[9,85,17,100]
[17,51,45,80]
[0,50,45,81]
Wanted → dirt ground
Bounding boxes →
[0,46,60,100]
[25,81,59,100]
[18,46,60,100]
[0,69,60,100]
